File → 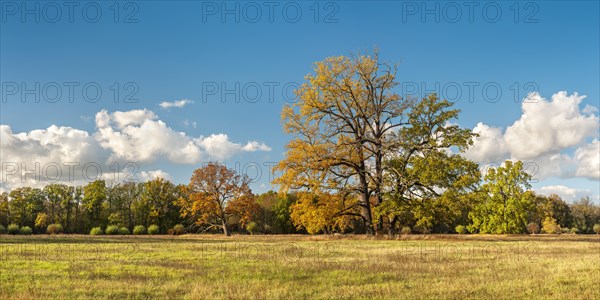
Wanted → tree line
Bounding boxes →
[0,161,599,236]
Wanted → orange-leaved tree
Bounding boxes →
[179,162,257,236]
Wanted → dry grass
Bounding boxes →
[0,234,598,299]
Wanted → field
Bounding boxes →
[0,234,598,299]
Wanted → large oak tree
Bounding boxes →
[275,51,477,234]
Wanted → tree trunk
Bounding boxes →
[388,216,398,238]
[360,192,374,235]
[222,220,230,236]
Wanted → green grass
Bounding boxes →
[0,234,598,299]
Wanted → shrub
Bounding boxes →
[173,224,185,235]
[246,222,258,235]
[47,224,63,234]
[570,227,579,234]
[148,225,160,235]
[19,226,32,235]
[542,217,561,234]
[594,224,600,235]
[106,225,120,235]
[7,224,20,235]
[455,225,467,234]
[167,229,175,235]
[526,222,539,234]
[400,226,411,235]
[561,228,570,234]
[133,225,146,235]
[119,227,130,235]
[0,225,5,234]
[90,227,103,235]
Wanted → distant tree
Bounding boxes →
[179,162,254,236]
[272,193,298,234]
[0,193,9,226]
[8,187,44,229]
[468,161,535,234]
[142,178,182,233]
[82,180,107,229]
[570,197,600,233]
[541,217,561,234]
[533,194,572,229]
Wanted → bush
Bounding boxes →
[455,225,467,234]
[148,225,160,235]
[106,225,120,235]
[173,224,185,235]
[400,226,411,235]
[594,224,600,235]
[19,226,32,235]
[246,222,258,235]
[570,227,579,234]
[119,227,130,235]
[526,222,539,234]
[7,224,20,235]
[561,228,570,234]
[0,225,5,234]
[133,225,146,235]
[90,227,103,235]
[47,224,63,234]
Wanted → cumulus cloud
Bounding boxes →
[574,139,600,179]
[0,108,270,192]
[463,91,599,181]
[138,170,172,182]
[95,109,203,164]
[504,92,598,159]
[195,134,271,161]
[159,99,193,109]
[463,122,508,163]
[535,185,594,202]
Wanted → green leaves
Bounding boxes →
[468,161,535,234]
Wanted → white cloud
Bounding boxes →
[574,139,600,179]
[463,91,599,182]
[535,185,594,202]
[504,91,598,159]
[0,108,271,192]
[95,110,203,164]
[159,99,193,109]
[138,170,172,182]
[195,134,271,160]
[463,122,508,163]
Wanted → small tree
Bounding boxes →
[526,222,540,234]
[246,222,258,235]
[179,162,257,236]
[542,217,561,234]
[594,224,600,235]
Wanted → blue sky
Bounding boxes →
[1,1,598,202]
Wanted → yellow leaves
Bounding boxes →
[289,192,358,234]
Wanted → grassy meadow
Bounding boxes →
[0,234,598,299]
